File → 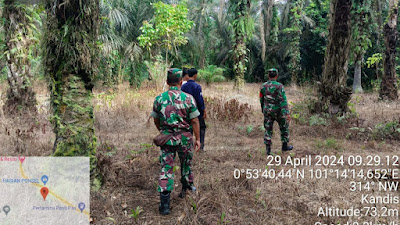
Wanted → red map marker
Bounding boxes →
[18,156,25,164]
[40,187,49,200]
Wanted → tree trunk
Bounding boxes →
[165,47,169,66]
[234,39,246,88]
[218,0,225,22]
[198,1,206,69]
[232,0,252,89]
[317,0,353,114]
[263,0,274,48]
[260,0,273,63]
[199,48,206,69]
[44,0,100,183]
[260,1,266,62]
[287,0,303,84]
[2,0,37,116]
[51,74,96,156]
[380,0,399,100]
[281,0,291,29]
[373,0,383,80]
[375,0,383,34]
[117,57,124,84]
[353,55,363,93]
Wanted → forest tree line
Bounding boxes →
[0,0,399,183]
[1,1,400,89]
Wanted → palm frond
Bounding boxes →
[124,42,143,62]
[99,33,124,55]
[301,14,315,28]
[108,7,132,30]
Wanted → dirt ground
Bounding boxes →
[0,82,399,225]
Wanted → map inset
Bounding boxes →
[0,157,90,225]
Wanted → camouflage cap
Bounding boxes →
[267,68,278,78]
[168,68,183,79]
[268,68,278,73]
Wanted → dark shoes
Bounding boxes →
[266,145,271,155]
[266,143,293,155]
[160,185,197,215]
[178,184,197,198]
[282,143,293,152]
[159,192,171,215]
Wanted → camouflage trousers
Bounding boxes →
[158,144,194,193]
[263,112,290,146]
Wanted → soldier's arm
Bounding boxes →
[153,118,161,131]
[259,88,264,113]
[188,96,201,151]
[279,86,290,116]
[151,97,161,131]
[197,86,206,115]
[191,118,200,151]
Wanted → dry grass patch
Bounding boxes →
[0,82,399,224]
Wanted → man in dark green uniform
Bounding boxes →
[260,68,293,155]
[151,68,201,215]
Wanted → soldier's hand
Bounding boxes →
[203,110,207,119]
[287,114,291,122]
[194,140,201,152]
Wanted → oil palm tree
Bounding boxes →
[43,0,101,181]
[380,0,398,100]
[230,0,254,89]
[99,0,150,85]
[2,0,39,116]
[318,0,353,114]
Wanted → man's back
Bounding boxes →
[181,80,205,118]
[260,68,293,155]
[152,87,199,140]
[260,80,289,115]
[181,68,207,151]
[152,68,201,216]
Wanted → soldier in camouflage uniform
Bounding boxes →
[151,68,201,215]
[260,68,293,155]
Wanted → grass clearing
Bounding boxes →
[0,82,399,224]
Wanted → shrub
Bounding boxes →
[198,65,226,85]
[204,97,251,123]
[144,55,170,91]
[290,101,309,125]
[370,79,381,93]
[309,114,329,126]
[370,77,400,93]
[129,206,143,220]
[372,120,400,140]
[246,125,254,135]
[314,138,341,151]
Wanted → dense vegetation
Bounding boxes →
[0,0,399,182]
[1,0,399,90]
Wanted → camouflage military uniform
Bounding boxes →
[151,86,200,193]
[260,80,290,146]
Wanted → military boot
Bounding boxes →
[282,143,293,152]
[266,145,271,155]
[159,191,171,215]
[179,184,197,198]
